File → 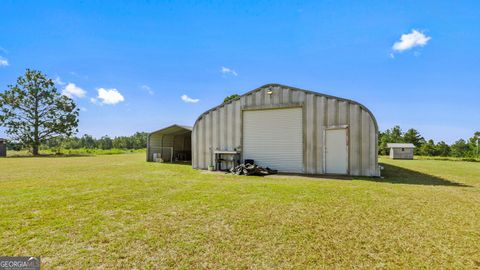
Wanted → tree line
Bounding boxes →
[379,126,479,158]
[48,132,148,150]
[7,132,148,151]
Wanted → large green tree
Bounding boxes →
[450,139,470,157]
[390,126,404,143]
[419,139,437,156]
[223,94,239,103]
[98,135,113,150]
[404,128,425,154]
[435,141,451,157]
[378,126,404,155]
[468,131,480,157]
[404,128,425,147]
[80,134,96,149]
[0,69,79,155]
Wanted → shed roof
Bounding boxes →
[0,138,6,142]
[387,143,415,148]
[149,124,192,137]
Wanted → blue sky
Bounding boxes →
[0,0,479,143]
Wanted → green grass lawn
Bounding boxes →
[0,154,479,269]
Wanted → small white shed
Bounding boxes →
[387,143,415,159]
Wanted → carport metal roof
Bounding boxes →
[149,124,192,137]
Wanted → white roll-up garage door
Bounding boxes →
[243,107,303,173]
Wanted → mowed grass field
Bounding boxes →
[0,154,479,269]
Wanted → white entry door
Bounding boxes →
[243,108,303,173]
[325,128,348,174]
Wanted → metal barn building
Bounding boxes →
[387,143,415,159]
[192,84,380,176]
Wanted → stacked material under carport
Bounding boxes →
[146,125,192,162]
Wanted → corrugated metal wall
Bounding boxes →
[390,148,414,159]
[192,84,380,176]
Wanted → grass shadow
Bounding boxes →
[359,163,471,187]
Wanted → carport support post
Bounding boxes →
[161,135,164,161]
[146,134,150,161]
[172,136,175,162]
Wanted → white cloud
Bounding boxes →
[80,107,87,112]
[220,66,238,76]
[96,88,125,105]
[141,85,154,95]
[54,76,66,86]
[181,94,199,103]
[62,83,86,98]
[0,57,9,67]
[392,29,431,52]
[90,97,97,104]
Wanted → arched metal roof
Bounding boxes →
[194,83,378,132]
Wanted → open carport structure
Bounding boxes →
[147,124,192,162]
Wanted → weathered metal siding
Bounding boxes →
[390,148,414,160]
[192,84,380,176]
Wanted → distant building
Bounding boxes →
[387,143,415,160]
[0,138,6,157]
